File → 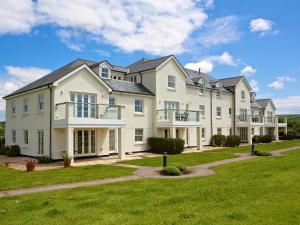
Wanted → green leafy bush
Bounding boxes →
[148,137,184,154]
[261,135,273,143]
[6,145,20,157]
[252,135,262,143]
[211,135,226,147]
[225,135,241,147]
[161,166,181,176]
[170,163,186,172]
[253,150,272,156]
[0,146,8,155]
[37,155,52,164]
[0,137,5,148]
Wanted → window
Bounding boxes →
[241,90,245,100]
[198,79,205,87]
[199,105,205,116]
[38,130,44,155]
[11,101,16,115]
[198,88,204,95]
[23,98,29,113]
[217,128,222,135]
[24,130,28,145]
[113,76,117,80]
[229,108,232,116]
[201,128,205,139]
[70,93,97,118]
[37,94,44,112]
[168,75,176,89]
[216,90,221,98]
[101,66,109,78]
[117,77,122,80]
[239,108,247,122]
[216,107,222,117]
[12,130,16,143]
[130,76,137,83]
[135,129,143,142]
[252,127,254,135]
[135,99,144,113]
[109,96,116,106]
[267,111,273,122]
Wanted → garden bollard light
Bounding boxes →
[163,152,168,168]
[251,143,255,153]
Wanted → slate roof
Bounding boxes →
[251,102,263,109]
[219,76,244,87]
[184,68,217,82]
[256,99,271,108]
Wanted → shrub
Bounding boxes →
[252,135,262,144]
[148,137,185,154]
[161,166,181,176]
[225,135,241,147]
[0,146,7,155]
[170,163,186,172]
[37,155,52,164]
[211,135,226,147]
[6,145,20,157]
[253,150,272,156]
[261,135,273,143]
[0,137,5,148]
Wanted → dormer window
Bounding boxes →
[197,78,205,88]
[100,66,110,79]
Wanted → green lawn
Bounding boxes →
[0,164,135,191]
[1,149,300,225]
[121,152,237,167]
[210,139,300,153]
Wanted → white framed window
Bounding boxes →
[37,94,44,112]
[241,90,245,100]
[12,130,16,144]
[201,128,205,139]
[135,99,144,113]
[11,101,16,115]
[198,88,204,95]
[135,129,144,142]
[199,105,205,116]
[168,75,176,89]
[24,130,28,145]
[216,107,222,117]
[101,66,109,78]
[38,130,44,155]
[130,76,137,83]
[109,96,116,106]
[70,92,97,118]
[23,98,29,114]
[217,128,222,135]
[252,127,254,135]
[216,90,221,98]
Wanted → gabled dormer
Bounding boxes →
[99,61,112,79]
[197,78,206,88]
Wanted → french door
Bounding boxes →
[74,130,96,156]
[70,93,97,118]
[109,129,116,152]
[240,128,248,142]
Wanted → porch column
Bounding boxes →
[118,128,125,159]
[66,127,74,164]
[170,127,176,138]
[248,127,252,145]
[284,125,288,135]
[196,127,202,151]
[275,117,279,141]
[262,126,266,135]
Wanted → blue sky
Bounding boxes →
[0,0,300,120]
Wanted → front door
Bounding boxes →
[240,128,248,142]
[74,130,96,156]
[109,129,116,152]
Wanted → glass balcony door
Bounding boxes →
[70,93,96,118]
[74,129,96,156]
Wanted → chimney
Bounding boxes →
[198,67,201,74]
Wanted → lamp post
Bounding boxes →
[163,152,168,168]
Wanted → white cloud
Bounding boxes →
[196,15,241,47]
[0,66,51,113]
[0,0,36,35]
[273,96,300,114]
[185,60,213,73]
[250,79,260,92]
[268,76,296,90]
[241,65,256,76]
[250,18,277,36]
[184,51,236,73]
[56,29,83,52]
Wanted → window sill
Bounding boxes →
[198,93,204,96]
[167,87,176,91]
[216,116,222,119]
[216,96,222,99]
[134,112,145,116]
[134,141,145,145]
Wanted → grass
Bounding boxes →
[121,152,237,167]
[0,164,135,191]
[210,139,300,153]
[1,149,300,224]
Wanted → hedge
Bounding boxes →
[162,166,181,176]
[225,135,241,147]
[253,135,273,143]
[211,135,226,147]
[6,145,20,157]
[148,137,185,154]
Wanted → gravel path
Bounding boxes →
[1,146,299,198]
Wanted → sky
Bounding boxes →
[0,0,300,121]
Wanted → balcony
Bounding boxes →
[236,115,287,127]
[156,109,201,128]
[54,102,125,128]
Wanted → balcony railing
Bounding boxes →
[157,109,200,122]
[236,115,264,124]
[55,102,122,120]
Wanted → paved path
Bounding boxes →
[1,146,299,198]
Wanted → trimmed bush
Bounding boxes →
[0,137,5,148]
[6,145,20,157]
[252,135,262,144]
[37,155,52,164]
[170,163,186,172]
[148,137,184,154]
[225,135,241,147]
[261,135,273,143]
[0,146,7,155]
[161,166,181,176]
[211,135,226,147]
[253,150,272,156]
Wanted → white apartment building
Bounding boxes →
[4,55,287,160]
